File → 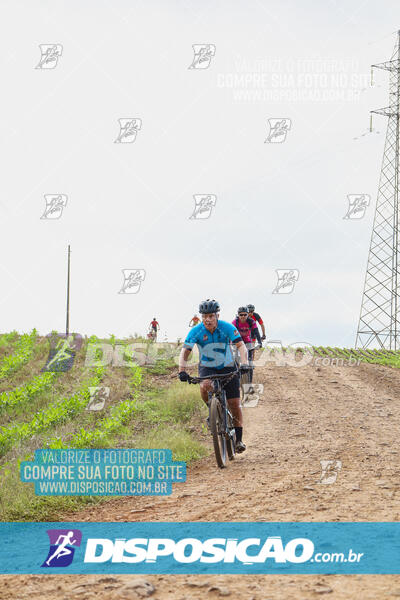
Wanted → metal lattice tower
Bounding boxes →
[356,31,400,349]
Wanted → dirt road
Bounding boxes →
[1,360,400,599]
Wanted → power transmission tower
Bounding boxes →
[356,31,400,349]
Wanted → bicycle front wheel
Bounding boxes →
[210,396,227,468]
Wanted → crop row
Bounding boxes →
[0,367,104,456]
[0,331,19,350]
[0,330,38,380]
[311,346,400,362]
[0,372,57,411]
[47,366,142,449]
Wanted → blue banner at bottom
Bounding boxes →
[0,522,399,574]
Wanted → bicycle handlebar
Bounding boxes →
[184,368,239,385]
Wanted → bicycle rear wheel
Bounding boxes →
[210,396,227,468]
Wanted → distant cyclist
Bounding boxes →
[149,318,159,333]
[189,314,201,327]
[247,304,266,342]
[232,307,262,364]
[178,299,250,453]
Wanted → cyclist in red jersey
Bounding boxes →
[149,318,159,333]
[247,304,266,342]
[189,314,201,327]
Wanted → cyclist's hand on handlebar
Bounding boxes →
[178,371,190,382]
[261,335,266,341]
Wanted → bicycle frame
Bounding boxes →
[187,369,238,467]
[210,377,234,437]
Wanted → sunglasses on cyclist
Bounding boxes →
[238,313,248,317]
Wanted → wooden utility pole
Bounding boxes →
[66,245,71,336]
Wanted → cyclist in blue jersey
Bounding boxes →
[178,298,250,453]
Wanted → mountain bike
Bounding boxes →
[186,370,238,468]
[234,343,260,401]
[147,329,157,342]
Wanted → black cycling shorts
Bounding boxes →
[198,365,240,400]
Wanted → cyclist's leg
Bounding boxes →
[248,343,256,383]
[199,380,212,404]
[198,365,214,405]
[227,396,242,427]
[225,371,246,451]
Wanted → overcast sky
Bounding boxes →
[0,0,398,346]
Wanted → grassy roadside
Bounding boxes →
[0,355,208,522]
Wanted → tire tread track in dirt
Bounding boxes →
[2,361,400,599]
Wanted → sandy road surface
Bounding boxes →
[2,360,400,599]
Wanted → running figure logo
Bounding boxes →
[189,194,217,219]
[265,118,291,143]
[114,118,142,143]
[40,194,68,220]
[35,44,63,69]
[272,269,299,294]
[188,44,216,69]
[118,269,146,294]
[41,529,82,567]
[41,333,83,372]
[343,194,370,219]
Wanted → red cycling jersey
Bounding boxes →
[249,312,263,325]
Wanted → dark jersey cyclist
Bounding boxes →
[178,299,250,453]
[247,304,266,342]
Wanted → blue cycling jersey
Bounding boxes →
[183,320,242,369]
